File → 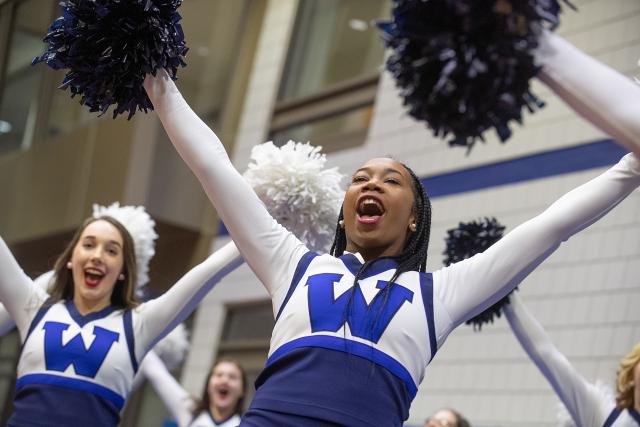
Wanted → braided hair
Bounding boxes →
[330,161,432,285]
[329,162,432,337]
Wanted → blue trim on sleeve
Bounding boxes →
[16,373,125,409]
[275,251,318,322]
[123,310,137,373]
[266,335,418,398]
[628,409,640,424]
[65,301,116,327]
[603,408,622,427]
[25,301,53,342]
[419,273,437,361]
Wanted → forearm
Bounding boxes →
[504,293,604,426]
[0,237,42,335]
[437,154,640,325]
[144,72,306,292]
[140,351,194,427]
[537,32,640,157]
[135,242,243,354]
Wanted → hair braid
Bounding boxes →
[330,161,432,339]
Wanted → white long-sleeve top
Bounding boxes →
[0,238,242,427]
[537,31,640,158]
[504,293,640,427]
[140,351,241,427]
[145,64,640,425]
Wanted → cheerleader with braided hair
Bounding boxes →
[143,60,640,424]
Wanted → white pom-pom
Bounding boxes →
[243,141,345,252]
[556,380,615,427]
[92,203,158,294]
[152,323,190,371]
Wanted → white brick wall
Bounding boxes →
[183,0,640,425]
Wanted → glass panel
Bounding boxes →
[46,68,95,138]
[279,0,389,101]
[179,0,251,131]
[0,0,54,153]
[221,302,274,341]
[130,381,173,427]
[0,330,20,423]
[271,105,373,153]
[46,0,252,138]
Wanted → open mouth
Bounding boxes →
[84,268,105,287]
[216,387,230,399]
[356,196,385,225]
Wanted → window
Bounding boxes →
[0,0,56,153]
[0,331,20,425]
[271,0,389,152]
[217,300,274,412]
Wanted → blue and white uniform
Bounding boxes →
[0,240,242,426]
[140,351,241,427]
[504,293,640,427]
[190,411,241,427]
[145,47,640,425]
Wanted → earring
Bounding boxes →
[118,274,125,281]
[338,220,345,228]
[66,262,72,269]
[409,223,417,232]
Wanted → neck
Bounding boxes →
[346,242,403,263]
[211,403,234,422]
[634,387,639,412]
[73,295,110,315]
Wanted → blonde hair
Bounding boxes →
[616,343,640,409]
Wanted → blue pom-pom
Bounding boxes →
[379,0,575,150]
[33,0,188,119]
[443,217,515,330]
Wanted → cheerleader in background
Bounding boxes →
[505,292,640,426]
[0,203,157,338]
[0,208,242,426]
[424,408,471,427]
[140,352,245,427]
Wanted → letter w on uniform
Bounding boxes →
[43,321,119,378]
[306,273,413,343]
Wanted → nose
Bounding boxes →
[362,177,382,192]
[90,247,105,264]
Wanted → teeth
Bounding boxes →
[85,269,104,277]
[358,197,384,216]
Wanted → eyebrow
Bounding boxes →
[354,167,404,176]
[82,236,123,248]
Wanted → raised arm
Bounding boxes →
[536,31,640,157]
[143,72,307,298]
[134,241,243,357]
[0,270,53,337]
[0,237,47,339]
[504,292,610,427]
[435,153,640,328]
[139,351,194,427]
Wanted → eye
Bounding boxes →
[82,242,94,249]
[352,175,368,184]
[385,178,400,185]
[107,246,119,256]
